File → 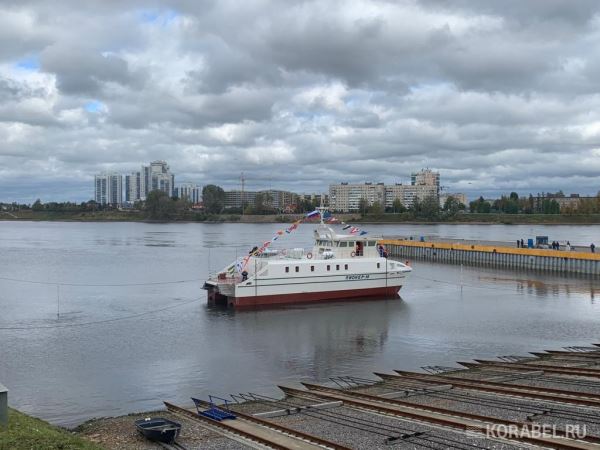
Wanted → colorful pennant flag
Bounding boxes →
[238,210,370,274]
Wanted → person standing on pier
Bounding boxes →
[516,240,520,248]
[591,243,596,253]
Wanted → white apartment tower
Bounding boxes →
[141,160,175,199]
[125,171,141,203]
[94,173,123,206]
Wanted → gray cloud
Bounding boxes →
[1,0,600,203]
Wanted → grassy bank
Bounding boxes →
[3,210,600,224]
[0,210,360,224]
[0,408,103,450]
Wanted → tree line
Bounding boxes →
[469,192,600,215]
[356,195,466,221]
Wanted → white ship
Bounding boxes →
[204,209,412,308]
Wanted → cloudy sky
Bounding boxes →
[2,0,600,202]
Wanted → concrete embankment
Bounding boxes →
[381,237,600,275]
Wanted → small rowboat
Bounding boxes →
[135,417,181,444]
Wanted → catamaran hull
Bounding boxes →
[206,284,403,308]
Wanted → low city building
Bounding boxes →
[175,183,202,204]
[224,189,298,211]
[329,182,386,212]
[224,190,257,209]
[298,193,329,206]
[329,169,441,212]
[439,193,467,207]
[533,193,597,212]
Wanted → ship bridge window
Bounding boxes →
[311,265,315,272]
[368,240,377,246]
[377,263,380,269]
[344,264,348,270]
[339,241,348,247]
[336,264,340,270]
[295,266,299,273]
[327,265,331,271]
[285,267,289,273]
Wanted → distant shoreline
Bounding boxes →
[2,211,600,224]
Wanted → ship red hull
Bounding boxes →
[220,286,401,309]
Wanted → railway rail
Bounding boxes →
[284,382,600,449]
[460,361,600,379]
[164,401,349,450]
[234,392,490,450]
[380,370,600,407]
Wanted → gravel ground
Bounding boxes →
[267,404,523,449]
[72,354,600,449]
[357,380,600,428]
[502,376,600,395]
[75,410,254,449]
[518,359,600,368]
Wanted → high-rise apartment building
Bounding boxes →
[94,173,123,206]
[125,171,141,203]
[140,160,174,199]
[175,183,202,204]
[411,169,440,193]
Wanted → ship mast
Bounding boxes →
[316,194,328,225]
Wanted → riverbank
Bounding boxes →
[0,408,103,450]
[3,210,600,224]
[72,343,600,449]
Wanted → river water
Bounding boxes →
[0,221,599,426]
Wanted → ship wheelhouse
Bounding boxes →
[312,224,381,260]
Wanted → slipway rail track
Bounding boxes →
[164,401,350,450]
[162,344,600,449]
[279,383,600,449]
[378,370,600,408]
[461,360,600,378]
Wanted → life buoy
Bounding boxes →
[306,252,313,259]
[350,251,356,257]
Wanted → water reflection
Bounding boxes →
[1,221,599,426]
[478,274,600,301]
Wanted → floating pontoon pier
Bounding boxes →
[381,238,600,276]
